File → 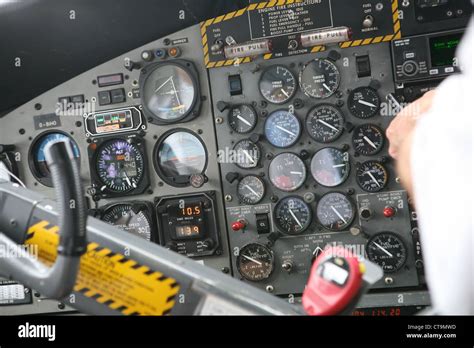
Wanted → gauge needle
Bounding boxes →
[330,206,347,224]
[242,150,255,163]
[170,76,182,106]
[323,83,332,93]
[276,125,296,137]
[332,164,346,168]
[317,119,338,132]
[280,88,290,98]
[289,209,303,228]
[373,242,393,257]
[245,185,258,196]
[290,171,303,175]
[237,115,252,127]
[358,100,376,108]
[363,136,378,149]
[243,255,262,265]
[365,171,381,187]
[154,76,173,93]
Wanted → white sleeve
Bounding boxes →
[411,20,474,315]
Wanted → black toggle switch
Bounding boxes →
[356,55,371,78]
[256,213,270,234]
[228,74,243,96]
[225,172,240,183]
[216,101,229,112]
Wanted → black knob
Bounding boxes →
[216,101,229,112]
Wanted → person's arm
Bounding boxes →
[385,21,473,314]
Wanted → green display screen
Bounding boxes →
[430,33,462,67]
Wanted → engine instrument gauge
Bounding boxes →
[356,160,388,192]
[29,132,80,187]
[95,139,145,193]
[274,196,312,235]
[228,104,257,134]
[306,104,345,143]
[259,65,297,104]
[310,147,350,187]
[237,175,265,205]
[237,243,274,281]
[269,152,306,192]
[367,232,407,273]
[141,61,198,123]
[233,139,261,169]
[316,192,355,231]
[264,110,301,148]
[348,87,380,119]
[299,58,340,99]
[101,203,153,241]
[155,130,207,186]
[352,124,384,156]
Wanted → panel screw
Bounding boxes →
[225,195,232,202]
[266,285,274,293]
[215,117,223,124]
[384,277,394,285]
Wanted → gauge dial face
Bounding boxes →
[237,175,265,205]
[228,104,257,134]
[269,153,306,192]
[30,132,80,186]
[264,110,301,148]
[367,233,407,273]
[259,65,297,104]
[356,160,388,192]
[299,58,340,99]
[316,192,355,231]
[156,131,207,183]
[306,104,345,143]
[96,139,145,193]
[142,63,197,122]
[274,196,312,235]
[348,87,381,119]
[311,147,350,187]
[352,124,385,156]
[101,204,152,241]
[237,243,274,281]
[233,139,261,169]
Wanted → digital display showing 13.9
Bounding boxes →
[169,202,204,239]
[430,33,462,67]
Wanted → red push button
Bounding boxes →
[383,206,396,218]
[231,220,246,231]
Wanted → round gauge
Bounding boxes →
[352,124,385,156]
[96,139,145,193]
[316,192,355,231]
[259,65,297,104]
[228,104,257,134]
[310,147,350,187]
[348,87,381,119]
[29,132,80,187]
[306,104,345,143]
[237,175,265,205]
[367,232,407,273]
[155,130,207,186]
[233,139,261,169]
[269,153,306,192]
[264,110,301,148]
[356,160,388,192]
[274,196,312,235]
[0,161,11,182]
[101,204,152,241]
[141,62,197,122]
[299,58,340,99]
[237,243,274,281]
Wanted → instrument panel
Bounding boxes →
[0,0,470,315]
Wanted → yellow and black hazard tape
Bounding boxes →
[25,220,180,316]
[202,0,401,68]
